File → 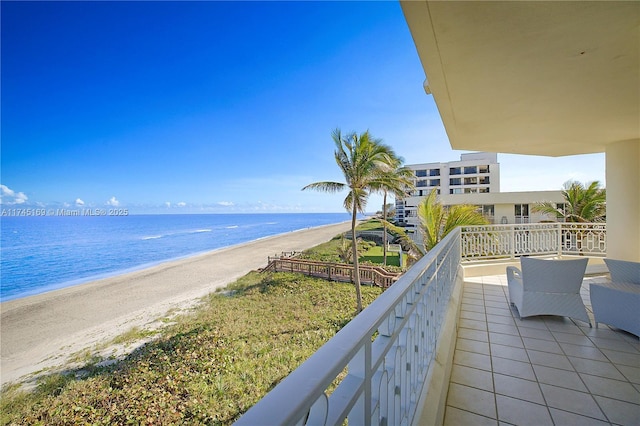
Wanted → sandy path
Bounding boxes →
[0,221,352,386]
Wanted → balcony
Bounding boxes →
[237,224,639,425]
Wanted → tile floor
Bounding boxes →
[443,275,640,426]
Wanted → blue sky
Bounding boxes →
[1,1,605,214]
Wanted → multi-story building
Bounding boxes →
[396,152,566,229]
[395,152,499,225]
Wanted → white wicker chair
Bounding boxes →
[506,257,590,326]
[589,259,640,337]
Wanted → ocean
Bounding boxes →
[0,213,351,301]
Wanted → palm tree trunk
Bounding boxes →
[382,192,388,266]
[351,206,363,313]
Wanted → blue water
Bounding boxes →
[0,213,351,301]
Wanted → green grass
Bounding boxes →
[0,272,382,425]
[359,245,403,267]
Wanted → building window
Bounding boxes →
[416,180,428,187]
[450,188,463,194]
[450,178,462,185]
[415,169,427,177]
[479,176,490,184]
[429,179,440,186]
[515,204,529,223]
[464,166,477,174]
[464,188,478,194]
[479,165,490,173]
[429,169,441,176]
[464,177,478,185]
[449,167,462,175]
[479,187,490,193]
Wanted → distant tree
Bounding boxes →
[375,160,414,265]
[418,189,489,251]
[532,180,606,222]
[303,129,397,313]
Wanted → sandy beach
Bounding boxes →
[0,221,352,387]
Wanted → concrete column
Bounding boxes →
[606,139,640,261]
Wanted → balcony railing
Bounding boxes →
[460,222,606,260]
[237,229,462,426]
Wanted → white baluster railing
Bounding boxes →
[460,223,606,260]
[236,228,462,426]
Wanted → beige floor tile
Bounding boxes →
[617,364,640,385]
[522,337,563,354]
[492,358,536,381]
[458,328,489,343]
[590,336,639,353]
[462,303,486,314]
[485,299,508,309]
[454,349,492,371]
[495,395,553,426]
[460,310,486,321]
[488,332,523,348]
[559,342,608,361]
[490,343,529,363]
[460,318,488,331]
[485,306,513,317]
[600,348,640,367]
[593,395,640,425]
[443,406,498,426]
[457,338,491,355]
[489,323,522,336]
[517,327,554,341]
[484,295,508,304]
[570,357,627,381]
[462,294,484,307]
[515,318,549,330]
[552,331,596,346]
[544,318,584,334]
[447,383,497,419]
[493,373,545,405]
[451,364,494,392]
[539,384,606,420]
[527,349,574,371]
[486,314,516,327]
[548,408,612,425]
[531,364,588,392]
[579,373,640,404]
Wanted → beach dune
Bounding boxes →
[0,221,352,387]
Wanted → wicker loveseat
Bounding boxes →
[590,258,640,337]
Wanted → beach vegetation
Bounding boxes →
[0,272,382,425]
[418,188,489,251]
[532,180,606,222]
[303,128,404,312]
[373,157,414,265]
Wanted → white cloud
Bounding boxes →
[0,184,28,205]
[176,202,187,207]
[165,201,171,208]
[106,196,120,207]
[75,198,85,206]
[217,201,234,206]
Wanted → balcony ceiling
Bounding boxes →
[401,1,640,157]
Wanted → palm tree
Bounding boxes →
[303,129,397,312]
[418,189,489,251]
[532,180,606,222]
[376,161,414,265]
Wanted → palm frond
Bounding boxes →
[302,181,345,193]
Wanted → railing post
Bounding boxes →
[557,223,562,257]
[510,226,516,259]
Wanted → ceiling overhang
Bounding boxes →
[400,1,640,157]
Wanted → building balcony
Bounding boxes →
[237,224,638,426]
